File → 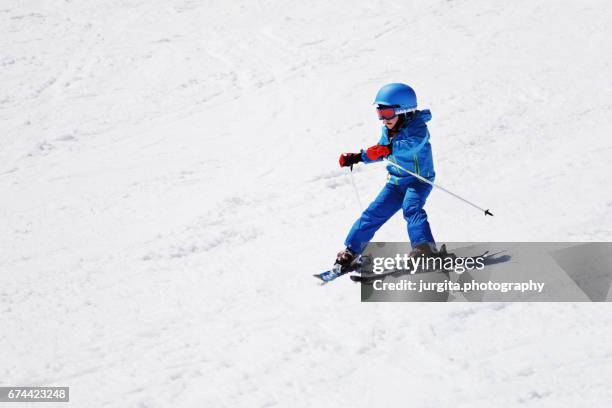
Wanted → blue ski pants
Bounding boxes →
[344,181,435,254]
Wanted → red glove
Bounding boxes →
[365,144,391,161]
[339,152,362,168]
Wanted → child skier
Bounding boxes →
[335,83,437,272]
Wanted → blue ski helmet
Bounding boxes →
[374,83,417,110]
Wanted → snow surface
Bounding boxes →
[1,0,612,407]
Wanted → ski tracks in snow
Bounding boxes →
[2,1,612,407]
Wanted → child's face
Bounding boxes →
[383,116,399,129]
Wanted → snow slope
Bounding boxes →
[1,0,611,406]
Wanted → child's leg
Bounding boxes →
[344,183,403,254]
[402,182,435,247]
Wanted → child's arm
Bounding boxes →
[361,144,391,163]
[339,144,390,167]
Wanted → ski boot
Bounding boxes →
[314,248,361,283]
[336,247,358,268]
[409,243,438,258]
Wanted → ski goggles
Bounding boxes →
[375,106,415,120]
[376,107,397,120]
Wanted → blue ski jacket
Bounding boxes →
[361,109,435,185]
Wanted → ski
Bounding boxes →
[314,255,371,283]
[313,265,349,283]
[349,267,404,283]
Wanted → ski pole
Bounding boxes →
[383,158,493,216]
[347,168,364,211]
